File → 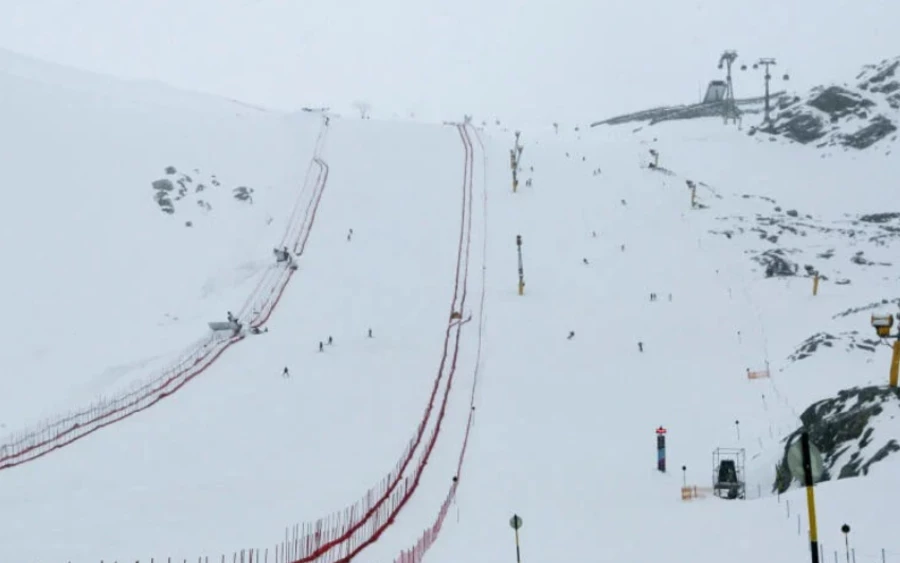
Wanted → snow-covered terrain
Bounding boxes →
[1,33,899,563]
[756,56,899,149]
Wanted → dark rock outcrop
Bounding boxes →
[774,386,900,492]
[753,56,900,149]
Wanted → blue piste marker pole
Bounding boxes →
[656,426,667,472]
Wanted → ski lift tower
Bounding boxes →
[717,50,739,125]
[739,58,791,124]
[712,447,746,499]
[755,58,777,123]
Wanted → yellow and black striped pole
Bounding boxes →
[510,514,523,563]
[801,432,820,563]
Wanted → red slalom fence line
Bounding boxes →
[0,332,243,471]
[390,123,488,563]
[241,129,330,324]
[0,333,225,453]
[241,122,475,563]
[239,151,329,324]
[0,334,235,466]
[252,158,330,330]
[16,120,481,563]
[281,124,330,249]
[301,122,477,563]
[270,123,475,563]
[0,117,332,472]
[293,159,330,256]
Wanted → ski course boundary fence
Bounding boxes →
[238,120,331,325]
[194,122,479,563]
[9,120,485,563]
[390,122,487,563]
[245,157,330,330]
[0,117,332,472]
[258,121,478,563]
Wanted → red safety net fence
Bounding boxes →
[262,122,479,563]
[391,122,487,563]
[10,121,485,563]
[0,117,332,472]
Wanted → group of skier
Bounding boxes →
[569,227,679,355]
[283,328,374,378]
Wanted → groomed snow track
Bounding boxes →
[0,117,331,472]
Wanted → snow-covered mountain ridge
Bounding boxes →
[754,56,900,150]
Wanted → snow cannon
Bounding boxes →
[871,313,894,338]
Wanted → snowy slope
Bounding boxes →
[0,47,324,434]
[0,47,488,562]
[2,45,900,563]
[418,112,900,563]
[605,114,900,481]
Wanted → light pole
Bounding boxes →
[841,524,851,563]
[510,514,524,563]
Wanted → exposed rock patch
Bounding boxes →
[774,386,900,492]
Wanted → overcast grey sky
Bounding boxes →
[1,0,897,125]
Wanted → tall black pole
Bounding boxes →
[842,524,851,563]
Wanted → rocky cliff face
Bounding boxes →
[752,57,900,150]
[774,385,900,493]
